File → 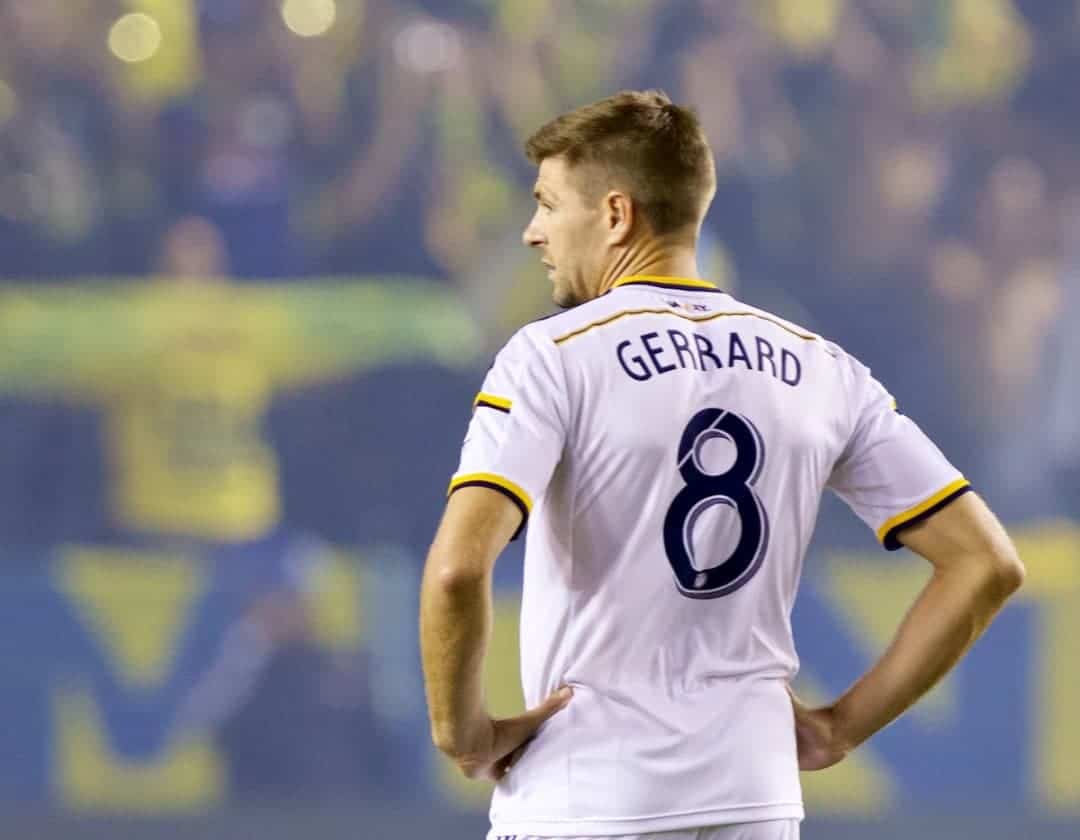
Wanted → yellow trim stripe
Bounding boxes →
[612,275,719,290]
[448,472,533,512]
[473,392,512,411]
[554,307,818,346]
[875,478,971,544]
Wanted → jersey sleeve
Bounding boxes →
[827,355,971,551]
[448,326,569,539]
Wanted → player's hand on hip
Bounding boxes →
[454,686,573,782]
[788,687,850,771]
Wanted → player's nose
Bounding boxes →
[522,218,544,247]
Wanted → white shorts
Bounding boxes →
[489,819,800,840]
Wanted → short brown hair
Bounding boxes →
[525,90,716,235]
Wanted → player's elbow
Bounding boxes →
[429,726,483,775]
[429,724,460,757]
[429,558,488,595]
[973,544,1025,603]
[989,546,1025,597]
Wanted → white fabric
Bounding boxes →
[454,279,966,837]
[491,817,800,840]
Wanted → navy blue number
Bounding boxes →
[663,408,769,599]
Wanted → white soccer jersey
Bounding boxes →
[450,275,970,837]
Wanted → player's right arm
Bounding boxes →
[420,324,572,779]
[792,492,1023,770]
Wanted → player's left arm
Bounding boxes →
[802,353,1025,770]
[420,485,571,780]
[791,492,1023,770]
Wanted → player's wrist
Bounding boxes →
[825,700,864,755]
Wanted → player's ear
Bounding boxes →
[605,190,634,245]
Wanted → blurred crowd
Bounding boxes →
[0,0,1077,511]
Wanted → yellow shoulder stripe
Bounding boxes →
[875,478,971,544]
[554,307,818,346]
[474,391,512,411]
[448,472,533,513]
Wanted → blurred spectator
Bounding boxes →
[156,213,232,278]
[174,534,389,801]
[157,0,311,278]
[0,0,140,276]
[313,0,444,278]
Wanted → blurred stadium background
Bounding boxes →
[0,0,1077,838]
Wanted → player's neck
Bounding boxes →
[595,243,701,297]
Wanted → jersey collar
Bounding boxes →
[609,275,724,293]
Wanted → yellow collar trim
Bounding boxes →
[611,275,719,290]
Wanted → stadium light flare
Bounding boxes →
[281,0,337,38]
[108,12,163,64]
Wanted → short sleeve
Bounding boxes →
[448,327,568,539]
[827,356,971,550]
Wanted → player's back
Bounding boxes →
[452,275,968,836]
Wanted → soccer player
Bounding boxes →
[420,90,1024,840]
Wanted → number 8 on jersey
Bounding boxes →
[663,407,770,599]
